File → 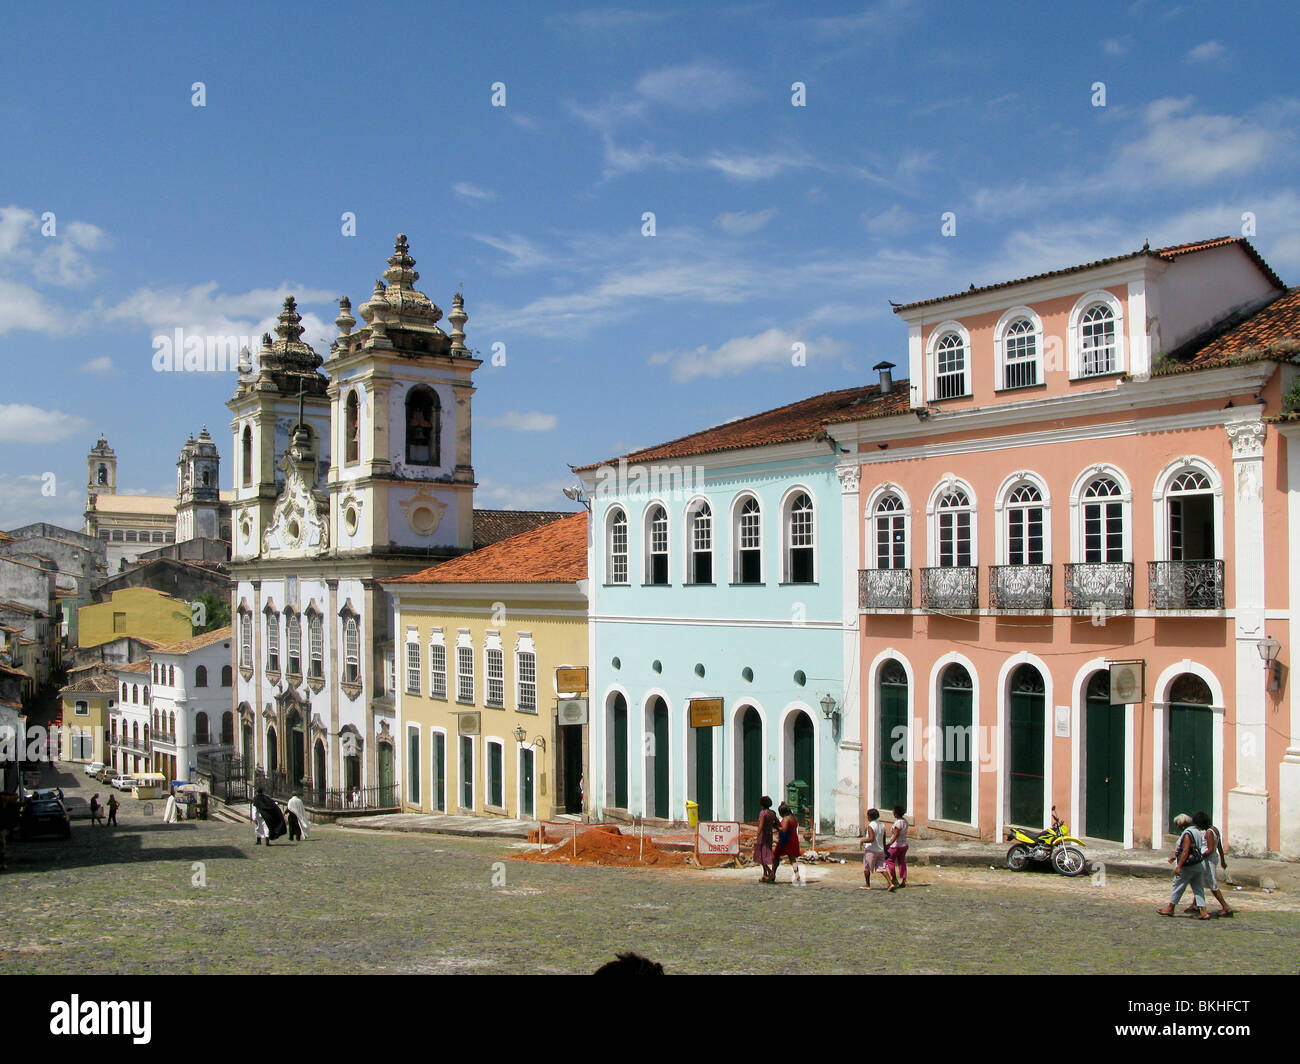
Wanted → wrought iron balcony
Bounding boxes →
[859,568,913,609]
[1148,559,1224,610]
[920,566,978,612]
[989,564,1053,611]
[1063,562,1133,612]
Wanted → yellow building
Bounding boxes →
[78,587,193,650]
[57,667,116,765]
[384,512,588,822]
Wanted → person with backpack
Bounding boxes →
[1186,812,1234,917]
[1157,812,1211,919]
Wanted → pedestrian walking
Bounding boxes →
[286,791,308,841]
[886,804,909,892]
[1187,812,1234,917]
[753,795,778,883]
[774,802,803,884]
[861,807,889,889]
[1157,812,1211,919]
[89,793,103,826]
[251,788,286,847]
[106,793,119,825]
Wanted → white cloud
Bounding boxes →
[704,150,811,180]
[452,182,497,204]
[474,476,576,511]
[714,208,776,235]
[0,403,90,443]
[80,356,118,375]
[1118,97,1271,183]
[1102,37,1132,56]
[0,474,85,532]
[861,205,917,237]
[0,279,87,335]
[1187,40,1226,62]
[478,411,558,432]
[648,326,845,383]
[634,60,753,111]
[470,232,549,271]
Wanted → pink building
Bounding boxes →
[834,238,1299,856]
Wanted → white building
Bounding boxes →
[147,626,234,782]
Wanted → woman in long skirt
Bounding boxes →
[773,802,803,884]
[753,795,778,883]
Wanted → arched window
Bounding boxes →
[935,331,968,399]
[734,495,762,584]
[784,491,815,583]
[1002,317,1038,389]
[239,610,252,669]
[221,711,234,746]
[241,424,253,487]
[142,685,149,702]
[266,612,280,673]
[936,488,973,567]
[405,387,440,466]
[167,665,174,686]
[345,390,360,465]
[645,505,669,585]
[874,493,907,569]
[308,612,323,679]
[121,683,128,701]
[878,660,908,811]
[201,469,211,487]
[343,616,360,683]
[97,464,108,485]
[1166,470,1214,561]
[687,500,713,584]
[195,712,210,745]
[194,665,208,688]
[221,664,232,687]
[1080,303,1116,376]
[1082,477,1123,562]
[1005,484,1044,566]
[132,684,139,703]
[606,508,628,585]
[286,611,302,676]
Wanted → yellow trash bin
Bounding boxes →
[685,800,699,828]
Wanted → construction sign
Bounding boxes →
[696,821,740,855]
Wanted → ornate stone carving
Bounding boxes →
[1227,419,1266,461]
[836,465,860,493]
[400,483,447,536]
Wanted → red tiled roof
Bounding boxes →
[1170,286,1300,371]
[472,508,570,549]
[893,237,1285,313]
[153,626,232,656]
[391,512,588,585]
[574,383,910,471]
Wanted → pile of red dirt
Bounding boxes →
[515,827,692,867]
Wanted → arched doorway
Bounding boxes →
[1084,670,1124,841]
[286,708,305,787]
[938,664,973,823]
[1166,673,1213,834]
[607,692,628,810]
[1007,664,1046,827]
[735,706,763,822]
[646,696,669,819]
[313,739,327,805]
[878,661,908,811]
[266,726,279,775]
[784,710,814,823]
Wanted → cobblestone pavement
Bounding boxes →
[2,799,1296,974]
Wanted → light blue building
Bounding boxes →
[575,379,904,835]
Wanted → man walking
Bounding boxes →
[1157,812,1211,919]
[106,793,119,826]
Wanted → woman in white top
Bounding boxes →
[886,805,909,892]
[861,808,888,889]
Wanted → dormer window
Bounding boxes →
[1081,305,1116,376]
[929,325,971,400]
[995,309,1042,390]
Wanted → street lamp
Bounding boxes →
[819,693,840,740]
[512,725,546,751]
[1257,634,1283,693]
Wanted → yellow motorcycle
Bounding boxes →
[1005,805,1087,877]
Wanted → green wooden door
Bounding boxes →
[520,746,535,819]
[878,662,908,812]
[1168,703,1212,834]
[694,725,714,822]
[612,695,628,809]
[792,711,814,822]
[432,731,445,812]
[939,665,973,822]
[652,699,669,819]
[1085,673,1124,841]
[460,735,473,809]
[378,742,394,803]
[1008,665,1046,827]
[741,707,763,822]
[407,728,420,805]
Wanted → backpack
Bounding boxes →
[1180,827,1203,865]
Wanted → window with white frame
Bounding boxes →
[1002,317,1038,389]
[735,495,762,584]
[1080,303,1117,376]
[429,638,447,699]
[406,640,422,695]
[1165,469,1215,560]
[265,611,280,673]
[308,612,323,679]
[285,611,301,676]
[516,649,537,713]
[936,488,973,567]
[607,508,628,584]
[239,611,251,668]
[485,647,505,708]
[1082,477,1124,562]
[456,644,475,703]
[343,616,360,683]
[1005,484,1045,565]
[785,491,815,583]
[687,500,713,584]
[386,652,395,696]
[646,504,669,585]
[935,331,968,399]
[874,492,907,569]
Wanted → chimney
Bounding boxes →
[873,361,896,394]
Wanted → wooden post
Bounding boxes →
[572,822,578,859]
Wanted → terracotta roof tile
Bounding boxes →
[391,512,588,585]
[893,237,1284,313]
[1161,286,1300,372]
[60,669,119,694]
[115,661,152,674]
[574,384,910,471]
[472,509,571,550]
[152,626,232,656]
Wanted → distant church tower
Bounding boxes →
[87,434,117,507]
[176,427,222,542]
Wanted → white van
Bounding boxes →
[84,761,105,777]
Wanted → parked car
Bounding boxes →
[111,775,138,791]
[84,761,105,777]
[23,787,65,802]
[96,768,119,785]
[20,796,71,840]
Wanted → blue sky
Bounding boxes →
[2,0,1296,530]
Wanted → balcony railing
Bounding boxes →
[1064,562,1133,612]
[152,730,176,745]
[1148,559,1224,610]
[989,564,1053,611]
[859,568,913,609]
[920,566,978,612]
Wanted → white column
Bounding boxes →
[1226,418,1269,855]
[834,463,863,836]
[1279,427,1300,857]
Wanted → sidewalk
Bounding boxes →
[340,812,1298,891]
